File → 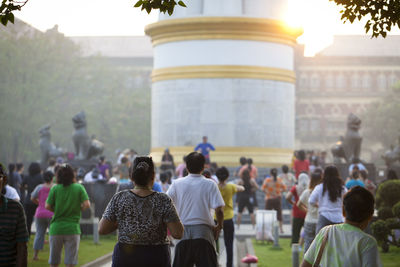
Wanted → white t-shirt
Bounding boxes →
[309,183,347,223]
[299,188,318,224]
[304,223,382,267]
[167,173,225,226]
[5,185,20,201]
[84,172,105,183]
[348,163,366,173]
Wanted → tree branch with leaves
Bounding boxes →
[134,0,186,15]
[0,0,29,26]
[331,0,400,38]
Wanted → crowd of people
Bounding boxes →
[0,142,395,267]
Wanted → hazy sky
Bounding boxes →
[16,0,396,56]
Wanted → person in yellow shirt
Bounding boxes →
[216,167,244,267]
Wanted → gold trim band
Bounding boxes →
[152,65,296,83]
[145,17,303,47]
[150,146,293,167]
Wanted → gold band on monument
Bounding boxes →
[145,17,303,47]
[151,65,296,83]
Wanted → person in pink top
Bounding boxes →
[31,171,54,260]
[238,158,258,179]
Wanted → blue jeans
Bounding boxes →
[303,222,317,254]
[33,217,51,250]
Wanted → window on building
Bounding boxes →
[310,74,320,89]
[377,74,387,90]
[299,119,308,133]
[325,74,334,88]
[388,74,399,88]
[351,73,360,89]
[299,74,308,89]
[362,73,371,89]
[336,74,346,89]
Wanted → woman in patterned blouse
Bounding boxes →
[99,156,184,267]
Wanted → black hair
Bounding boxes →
[247,158,253,172]
[310,171,322,190]
[121,157,128,164]
[202,169,212,178]
[57,164,75,186]
[322,165,343,202]
[0,163,7,195]
[210,162,218,175]
[270,168,278,182]
[43,171,54,183]
[298,150,306,161]
[131,156,154,186]
[282,165,289,174]
[8,163,15,178]
[239,157,247,166]
[351,170,360,179]
[183,168,189,177]
[241,169,252,193]
[216,166,229,182]
[185,152,205,174]
[343,186,374,223]
[160,172,168,184]
[48,158,56,166]
[28,162,41,176]
[387,169,398,180]
[99,156,105,162]
[16,163,24,171]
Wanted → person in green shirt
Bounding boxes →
[45,164,90,267]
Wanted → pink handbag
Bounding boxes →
[241,253,258,263]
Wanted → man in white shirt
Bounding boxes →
[167,152,225,267]
[83,167,105,183]
[301,186,382,267]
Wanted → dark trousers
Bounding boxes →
[222,219,234,267]
[173,239,218,267]
[291,217,304,244]
[112,243,171,267]
[24,203,37,236]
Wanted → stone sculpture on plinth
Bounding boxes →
[39,124,63,167]
[72,111,104,160]
[331,113,363,164]
[382,135,400,177]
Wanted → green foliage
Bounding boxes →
[372,180,400,252]
[375,180,400,208]
[0,25,151,164]
[133,0,186,15]
[393,202,400,218]
[0,0,27,26]
[378,207,394,220]
[331,0,400,38]
[372,220,390,242]
[363,85,400,148]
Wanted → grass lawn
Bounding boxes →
[252,238,400,267]
[28,234,117,267]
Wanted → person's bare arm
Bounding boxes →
[16,242,27,267]
[300,260,312,267]
[167,221,184,239]
[45,203,54,212]
[251,179,259,190]
[31,197,39,205]
[81,200,90,211]
[236,184,245,192]
[98,218,118,235]
[213,206,224,239]
[286,191,295,205]
[297,201,308,213]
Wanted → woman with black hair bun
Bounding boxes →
[99,156,183,267]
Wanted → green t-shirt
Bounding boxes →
[46,183,89,235]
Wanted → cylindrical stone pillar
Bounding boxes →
[145,0,302,167]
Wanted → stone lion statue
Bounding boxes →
[39,124,63,166]
[331,113,363,163]
[382,136,400,168]
[72,111,104,160]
